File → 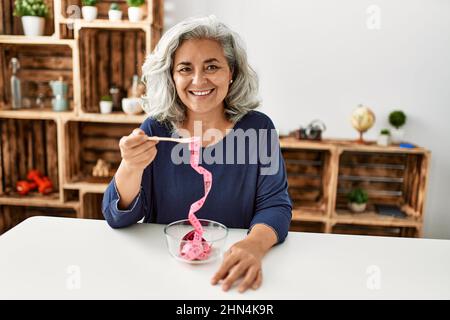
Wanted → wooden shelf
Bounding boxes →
[0,192,79,209]
[60,18,152,31]
[280,137,429,155]
[75,111,147,124]
[280,137,334,150]
[292,209,328,223]
[282,137,430,237]
[0,108,74,120]
[0,35,75,46]
[332,209,421,228]
[337,140,429,154]
[64,182,109,194]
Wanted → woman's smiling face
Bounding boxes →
[172,38,233,116]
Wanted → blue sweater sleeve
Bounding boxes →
[249,118,293,244]
[102,119,153,228]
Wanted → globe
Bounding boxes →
[351,104,375,143]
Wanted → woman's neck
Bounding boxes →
[179,106,234,147]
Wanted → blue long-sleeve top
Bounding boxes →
[102,110,292,243]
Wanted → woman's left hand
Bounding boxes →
[211,238,264,293]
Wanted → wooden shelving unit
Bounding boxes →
[0,0,163,234]
[0,1,431,238]
[281,137,431,237]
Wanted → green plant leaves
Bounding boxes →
[347,188,369,204]
[14,0,49,18]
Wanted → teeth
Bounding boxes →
[191,89,213,96]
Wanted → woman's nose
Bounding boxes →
[192,70,207,85]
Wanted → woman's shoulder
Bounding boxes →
[140,116,173,137]
[239,110,276,130]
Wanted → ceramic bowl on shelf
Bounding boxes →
[121,97,143,115]
[164,219,228,264]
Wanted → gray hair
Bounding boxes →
[141,15,260,131]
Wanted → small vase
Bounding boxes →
[100,101,113,114]
[82,6,98,22]
[108,9,123,21]
[21,16,45,36]
[348,202,367,213]
[128,7,143,22]
[377,134,391,147]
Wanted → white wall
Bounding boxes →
[165,0,450,239]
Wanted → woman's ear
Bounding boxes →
[229,67,234,83]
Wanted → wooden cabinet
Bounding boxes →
[281,137,430,237]
[0,0,163,234]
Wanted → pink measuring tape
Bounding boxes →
[179,137,213,261]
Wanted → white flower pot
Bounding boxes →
[21,16,45,36]
[348,202,367,213]
[100,101,113,114]
[390,128,405,144]
[377,134,391,147]
[108,9,123,21]
[128,7,143,22]
[82,6,98,22]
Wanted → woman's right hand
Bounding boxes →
[119,128,158,171]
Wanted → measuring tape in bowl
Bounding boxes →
[178,136,213,261]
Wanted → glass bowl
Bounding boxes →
[164,219,228,264]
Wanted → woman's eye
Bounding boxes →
[206,65,218,71]
[179,67,191,72]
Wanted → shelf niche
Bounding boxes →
[0,43,74,111]
[282,148,332,219]
[335,151,428,218]
[0,0,55,36]
[289,221,326,234]
[82,192,105,220]
[0,118,59,198]
[60,0,150,21]
[78,27,146,113]
[65,120,136,184]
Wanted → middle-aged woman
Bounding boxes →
[102,15,292,293]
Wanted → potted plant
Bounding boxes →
[81,0,98,22]
[14,0,49,37]
[377,128,391,146]
[99,95,113,114]
[108,3,122,21]
[127,0,145,22]
[389,110,407,143]
[347,188,368,213]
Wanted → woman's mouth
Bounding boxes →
[188,88,215,97]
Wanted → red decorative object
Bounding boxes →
[16,180,38,195]
[26,170,53,195]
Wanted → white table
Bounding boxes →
[0,216,449,299]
